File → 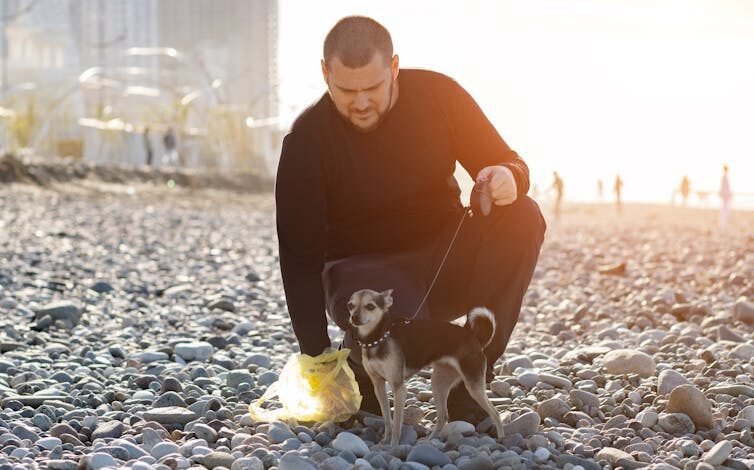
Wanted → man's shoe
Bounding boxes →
[446,385,489,425]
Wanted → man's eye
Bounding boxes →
[366,304,375,311]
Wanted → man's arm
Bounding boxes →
[447,79,530,196]
[275,132,331,356]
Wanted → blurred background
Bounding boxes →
[1,0,752,207]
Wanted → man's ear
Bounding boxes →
[381,289,394,309]
[321,59,329,85]
[391,54,400,81]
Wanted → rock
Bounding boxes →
[279,452,318,470]
[658,413,695,435]
[602,349,656,377]
[200,451,236,469]
[503,355,534,373]
[207,297,236,312]
[717,325,745,342]
[153,391,187,408]
[192,423,218,443]
[733,298,754,324]
[36,436,62,450]
[89,281,114,293]
[231,457,265,470]
[538,372,572,390]
[89,452,118,469]
[537,397,570,421]
[242,354,272,369]
[707,384,754,397]
[460,455,494,470]
[407,444,452,467]
[174,341,214,362]
[268,422,296,444]
[331,432,369,457]
[142,406,199,425]
[403,405,424,426]
[227,369,254,388]
[570,389,600,413]
[503,411,540,437]
[150,441,180,460]
[34,301,82,324]
[738,405,754,424]
[703,440,733,466]
[730,343,754,360]
[91,420,125,440]
[596,447,634,465]
[666,385,713,428]
[657,369,690,395]
[441,420,476,437]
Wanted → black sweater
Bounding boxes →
[275,69,529,355]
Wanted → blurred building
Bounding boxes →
[1,0,280,174]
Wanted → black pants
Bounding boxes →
[322,195,546,374]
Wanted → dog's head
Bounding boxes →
[347,289,393,331]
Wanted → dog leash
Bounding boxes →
[407,178,490,321]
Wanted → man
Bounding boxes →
[275,16,546,422]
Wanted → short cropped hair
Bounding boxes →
[323,16,393,68]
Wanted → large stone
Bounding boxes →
[537,397,570,421]
[34,301,82,324]
[733,298,754,324]
[407,444,452,467]
[330,431,368,457]
[596,447,634,465]
[142,406,198,425]
[658,412,695,435]
[503,411,540,437]
[703,440,733,466]
[666,385,713,429]
[200,451,236,469]
[603,349,656,377]
[174,341,214,362]
[658,369,690,395]
[91,421,125,440]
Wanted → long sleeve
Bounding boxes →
[448,80,530,196]
[275,132,331,356]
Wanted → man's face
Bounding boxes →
[322,53,399,132]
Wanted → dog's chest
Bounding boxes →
[362,339,418,381]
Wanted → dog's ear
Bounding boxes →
[381,289,394,309]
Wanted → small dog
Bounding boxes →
[348,289,504,446]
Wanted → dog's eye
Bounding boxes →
[347,302,355,311]
[365,304,376,311]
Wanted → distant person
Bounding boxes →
[143,127,154,167]
[549,171,564,217]
[597,179,604,201]
[275,16,546,423]
[163,126,178,167]
[614,174,623,213]
[719,164,732,229]
[679,175,691,206]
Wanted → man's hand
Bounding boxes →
[476,165,518,206]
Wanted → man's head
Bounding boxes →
[321,16,399,132]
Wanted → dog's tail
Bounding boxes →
[466,307,496,349]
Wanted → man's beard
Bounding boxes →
[346,79,395,133]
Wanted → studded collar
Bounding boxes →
[355,318,411,350]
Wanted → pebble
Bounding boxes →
[602,349,656,377]
[407,444,452,466]
[702,440,732,466]
[174,341,214,362]
[657,369,690,395]
[331,432,369,457]
[666,384,713,428]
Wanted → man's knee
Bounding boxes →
[488,195,546,243]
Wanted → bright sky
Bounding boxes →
[278,0,754,206]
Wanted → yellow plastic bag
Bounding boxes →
[248,348,362,423]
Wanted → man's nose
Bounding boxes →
[353,92,370,110]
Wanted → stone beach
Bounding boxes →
[1,172,754,470]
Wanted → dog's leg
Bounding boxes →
[389,382,407,447]
[429,362,460,440]
[461,375,505,439]
[371,378,392,444]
